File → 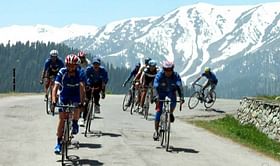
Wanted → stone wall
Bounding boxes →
[237,97,280,141]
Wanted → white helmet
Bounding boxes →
[50,49,58,57]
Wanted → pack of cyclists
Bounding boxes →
[41,50,218,154]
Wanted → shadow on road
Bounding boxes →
[85,131,122,138]
[60,155,104,166]
[79,143,102,149]
[94,116,104,120]
[205,108,225,113]
[169,147,199,154]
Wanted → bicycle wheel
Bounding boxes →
[165,112,171,151]
[122,90,131,111]
[45,88,51,114]
[204,91,216,108]
[159,120,165,146]
[188,91,200,109]
[85,100,94,137]
[129,90,135,115]
[61,120,69,164]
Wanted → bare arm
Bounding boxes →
[52,83,60,103]
[80,82,86,103]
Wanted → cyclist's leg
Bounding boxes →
[44,78,51,97]
[83,88,91,121]
[168,92,177,122]
[154,101,162,140]
[202,81,210,96]
[55,107,67,154]
[209,83,216,99]
[71,99,80,135]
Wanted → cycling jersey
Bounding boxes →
[142,67,158,87]
[79,58,91,70]
[154,69,183,94]
[55,67,84,104]
[153,69,184,122]
[124,65,140,84]
[202,72,218,84]
[85,66,108,87]
[43,57,64,77]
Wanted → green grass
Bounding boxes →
[190,115,280,161]
[256,95,278,101]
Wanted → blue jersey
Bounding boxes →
[55,67,84,103]
[77,66,87,83]
[85,66,108,86]
[43,57,64,76]
[154,69,183,94]
[202,72,218,84]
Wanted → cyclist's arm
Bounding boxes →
[123,72,134,85]
[193,76,202,84]
[52,83,60,103]
[80,82,86,104]
[41,60,50,80]
[139,71,145,85]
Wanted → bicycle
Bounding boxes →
[187,83,216,109]
[55,104,80,165]
[158,97,182,152]
[122,81,140,115]
[84,86,99,137]
[44,76,55,115]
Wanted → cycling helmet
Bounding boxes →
[92,57,101,65]
[162,61,174,70]
[204,67,211,73]
[50,49,58,57]
[65,54,80,65]
[77,51,86,58]
[144,57,152,65]
[148,60,157,67]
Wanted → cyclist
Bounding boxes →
[133,57,151,82]
[122,62,141,107]
[152,61,184,141]
[139,59,159,113]
[192,67,218,103]
[77,51,90,126]
[40,49,64,99]
[84,57,108,117]
[77,51,91,70]
[51,54,86,154]
[122,62,141,87]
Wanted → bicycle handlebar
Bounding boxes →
[158,99,183,111]
[192,83,202,88]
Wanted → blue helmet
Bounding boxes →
[148,60,157,67]
[92,57,101,65]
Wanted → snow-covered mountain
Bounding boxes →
[64,2,280,87]
[0,24,98,44]
[1,2,280,98]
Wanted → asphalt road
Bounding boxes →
[0,94,279,166]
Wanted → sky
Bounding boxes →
[1,0,279,27]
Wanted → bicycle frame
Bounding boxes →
[45,76,55,115]
[188,83,216,109]
[158,97,182,151]
[55,104,78,165]
[84,86,99,137]
[143,85,153,120]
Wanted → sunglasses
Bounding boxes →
[164,69,173,72]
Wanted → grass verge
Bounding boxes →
[189,115,280,161]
